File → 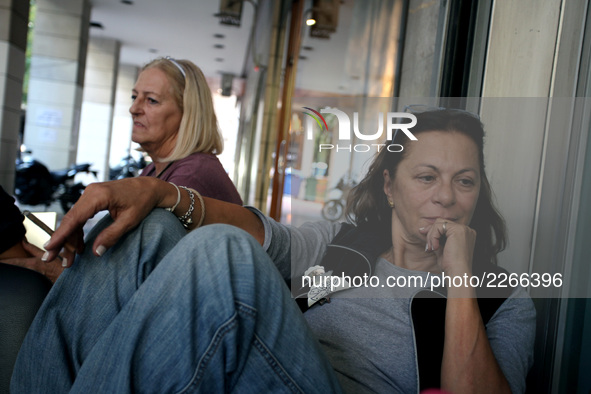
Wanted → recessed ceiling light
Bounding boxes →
[90,21,104,29]
[149,48,158,53]
[214,44,225,49]
[215,58,224,62]
[214,34,225,39]
[302,46,314,51]
[121,0,133,4]
[299,56,308,60]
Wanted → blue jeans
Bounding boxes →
[11,209,342,393]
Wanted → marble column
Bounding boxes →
[108,63,138,172]
[23,0,90,171]
[76,36,119,182]
[0,0,29,191]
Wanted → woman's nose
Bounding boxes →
[129,99,141,115]
[433,182,456,207]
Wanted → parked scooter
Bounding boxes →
[14,150,98,213]
[109,154,147,180]
[321,175,358,222]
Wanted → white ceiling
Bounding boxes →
[87,0,358,95]
[88,0,255,79]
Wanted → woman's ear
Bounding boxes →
[383,169,393,201]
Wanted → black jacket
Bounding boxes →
[0,186,25,254]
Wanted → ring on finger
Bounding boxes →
[442,221,447,233]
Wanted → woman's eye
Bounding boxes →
[458,178,474,186]
[148,98,158,104]
[131,95,137,101]
[418,175,435,182]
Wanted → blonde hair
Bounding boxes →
[141,57,223,162]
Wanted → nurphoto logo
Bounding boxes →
[303,107,418,152]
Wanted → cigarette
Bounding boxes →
[23,210,76,253]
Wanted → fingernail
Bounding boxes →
[62,258,68,268]
[43,240,50,248]
[96,245,106,256]
[419,227,425,231]
[42,251,49,261]
[425,243,429,252]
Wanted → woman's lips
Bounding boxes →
[423,217,457,223]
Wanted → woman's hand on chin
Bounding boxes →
[44,177,169,263]
[419,219,476,277]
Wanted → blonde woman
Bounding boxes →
[131,57,242,204]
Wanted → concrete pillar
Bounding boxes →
[397,0,443,97]
[76,37,119,182]
[0,0,29,191]
[109,63,138,170]
[23,0,90,171]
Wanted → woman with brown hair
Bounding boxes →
[13,109,534,393]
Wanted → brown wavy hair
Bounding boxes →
[345,109,506,266]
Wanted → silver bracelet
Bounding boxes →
[165,182,181,212]
[178,186,194,229]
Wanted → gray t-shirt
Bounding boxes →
[251,209,536,394]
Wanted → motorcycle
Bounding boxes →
[14,152,98,213]
[109,154,147,180]
[321,175,358,221]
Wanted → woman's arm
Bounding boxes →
[441,295,511,393]
[44,177,263,265]
[1,239,65,283]
[0,242,28,260]
[421,219,514,393]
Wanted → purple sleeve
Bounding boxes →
[160,154,243,205]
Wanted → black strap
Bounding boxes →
[411,291,447,391]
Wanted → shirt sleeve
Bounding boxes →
[164,158,243,205]
[0,186,26,254]
[245,207,341,281]
[485,286,536,394]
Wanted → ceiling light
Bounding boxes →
[120,0,133,4]
[216,0,243,27]
[214,44,225,49]
[90,21,104,29]
[306,18,316,26]
[214,34,226,39]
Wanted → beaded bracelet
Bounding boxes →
[177,186,195,229]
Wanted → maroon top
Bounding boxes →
[140,152,243,205]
